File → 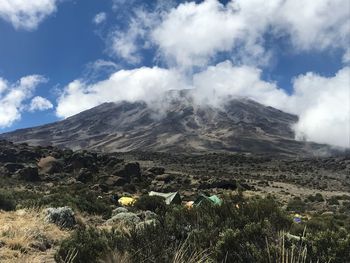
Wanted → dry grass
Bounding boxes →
[0,209,70,263]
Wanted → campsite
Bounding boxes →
[0,140,349,262]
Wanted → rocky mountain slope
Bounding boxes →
[0,91,331,156]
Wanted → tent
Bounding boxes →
[149,191,181,205]
[194,194,223,206]
[118,197,136,206]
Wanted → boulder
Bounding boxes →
[76,168,93,183]
[15,167,40,181]
[4,163,24,173]
[125,162,141,177]
[17,150,40,162]
[198,179,237,190]
[147,167,165,175]
[91,183,107,192]
[155,173,175,183]
[105,176,129,187]
[44,206,76,229]
[38,156,63,174]
[105,157,124,169]
[106,212,141,225]
[0,149,16,163]
[114,162,141,179]
[69,152,97,172]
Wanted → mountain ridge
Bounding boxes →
[0,93,333,156]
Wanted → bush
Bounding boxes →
[306,230,350,262]
[55,228,126,263]
[0,192,16,211]
[287,197,306,213]
[35,187,112,218]
[54,194,349,263]
[1,187,112,217]
[134,195,166,213]
[328,196,340,205]
[306,193,324,202]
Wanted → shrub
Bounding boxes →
[35,187,112,218]
[134,195,166,213]
[54,193,349,263]
[306,230,350,262]
[0,192,16,211]
[55,228,126,263]
[306,193,324,202]
[287,197,306,213]
[328,196,340,205]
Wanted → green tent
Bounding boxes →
[194,194,222,206]
[149,191,182,205]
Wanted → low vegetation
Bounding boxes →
[54,194,350,263]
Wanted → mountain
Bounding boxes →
[0,90,331,156]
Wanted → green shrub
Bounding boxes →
[328,196,340,205]
[307,193,324,202]
[306,230,350,262]
[287,197,306,213]
[35,187,112,217]
[54,193,349,263]
[55,228,126,263]
[134,195,166,213]
[0,192,16,211]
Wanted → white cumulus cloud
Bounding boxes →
[0,0,60,30]
[290,68,350,148]
[93,12,107,25]
[108,9,158,64]
[110,0,350,67]
[151,0,350,68]
[29,96,53,112]
[0,75,47,128]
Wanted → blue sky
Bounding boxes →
[0,0,349,147]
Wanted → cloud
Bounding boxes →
[0,75,47,127]
[290,68,350,148]
[0,0,60,30]
[191,61,289,108]
[111,0,349,68]
[192,62,350,148]
[107,9,159,64]
[29,96,53,112]
[93,12,106,25]
[56,67,186,118]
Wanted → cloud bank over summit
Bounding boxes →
[55,0,350,148]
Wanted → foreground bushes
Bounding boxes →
[56,194,350,263]
[1,186,112,217]
[55,228,127,263]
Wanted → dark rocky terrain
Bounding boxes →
[1,139,349,201]
[0,91,333,156]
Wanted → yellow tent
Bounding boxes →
[118,197,136,206]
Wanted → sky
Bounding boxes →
[0,0,349,148]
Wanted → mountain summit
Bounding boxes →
[0,91,330,156]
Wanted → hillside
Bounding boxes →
[0,92,332,156]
